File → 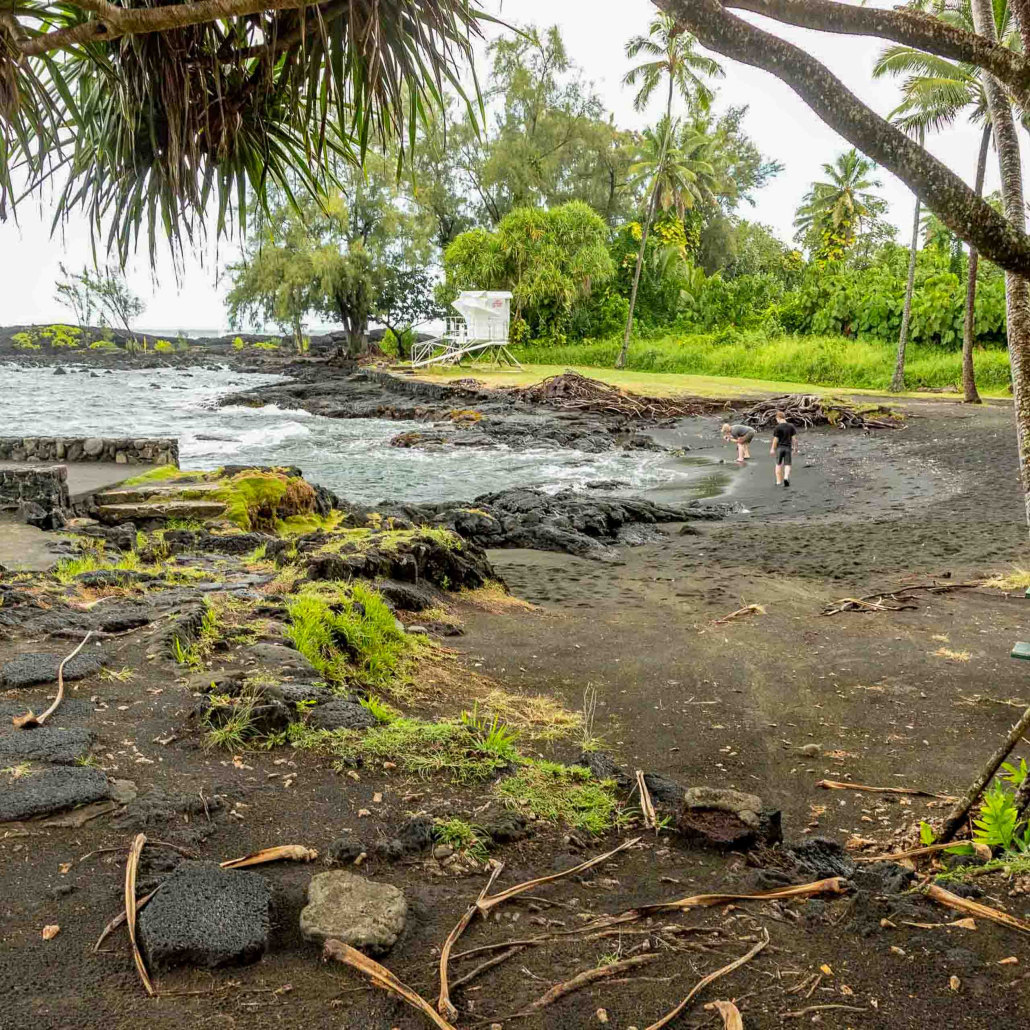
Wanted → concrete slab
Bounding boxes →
[0,514,67,572]
[0,460,160,503]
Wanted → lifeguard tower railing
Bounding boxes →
[410,290,521,369]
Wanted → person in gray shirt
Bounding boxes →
[721,422,755,464]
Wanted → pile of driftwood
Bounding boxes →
[739,394,903,430]
[511,370,712,420]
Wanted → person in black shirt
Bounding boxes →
[770,410,798,487]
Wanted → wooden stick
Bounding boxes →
[125,834,155,996]
[782,1004,866,1019]
[94,886,160,951]
[324,939,458,1030]
[816,779,956,801]
[220,844,318,868]
[438,860,505,1021]
[476,838,640,915]
[643,929,769,1030]
[925,884,1030,935]
[636,770,656,831]
[853,841,986,864]
[449,945,527,993]
[498,954,660,1022]
[704,1000,743,1030]
[13,631,94,728]
[939,703,1030,842]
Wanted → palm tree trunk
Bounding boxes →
[962,122,992,405]
[972,0,1030,529]
[616,77,676,370]
[891,195,920,392]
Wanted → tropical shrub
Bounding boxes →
[153,340,174,353]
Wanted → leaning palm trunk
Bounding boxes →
[962,122,992,405]
[891,195,921,392]
[972,0,1030,528]
[616,186,660,370]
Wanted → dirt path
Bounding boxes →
[3,401,1030,1030]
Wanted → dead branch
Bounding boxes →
[782,1004,867,1019]
[714,604,765,625]
[13,631,94,728]
[324,939,458,1030]
[449,945,527,993]
[496,955,660,1022]
[477,838,640,915]
[220,844,319,868]
[94,885,161,952]
[821,595,919,616]
[853,842,990,864]
[636,770,657,830]
[125,834,154,996]
[704,1000,743,1030]
[816,779,956,801]
[938,703,1030,842]
[438,860,505,1021]
[925,884,1030,935]
[643,928,769,1030]
[737,394,903,431]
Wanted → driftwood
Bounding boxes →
[853,842,990,865]
[324,939,458,1030]
[821,594,919,616]
[220,844,319,868]
[94,886,160,951]
[643,929,769,1030]
[438,860,505,1021]
[13,631,94,728]
[449,944,527,993]
[817,779,956,801]
[510,371,713,420]
[925,884,1030,935]
[714,604,765,625]
[705,1001,744,1030]
[738,394,902,430]
[125,834,155,996]
[636,770,657,830]
[939,703,1030,842]
[476,837,639,915]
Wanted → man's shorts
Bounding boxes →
[737,429,755,444]
[776,445,792,465]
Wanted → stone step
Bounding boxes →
[93,481,218,506]
[97,501,227,525]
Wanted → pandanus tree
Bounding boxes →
[873,0,1026,402]
[0,0,483,266]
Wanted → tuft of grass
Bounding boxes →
[360,695,401,724]
[983,566,1030,591]
[203,690,260,750]
[3,763,33,779]
[459,581,537,614]
[495,759,621,835]
[933,647,972,662]
[359,717,517,782]
[123,465,189,485]
[100,666,135,683]
[74,752,100,767]
[435,818,490,863]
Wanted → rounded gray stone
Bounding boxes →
[0,765,110,822]
[137,861,272,970]
[306,699,377,732]
[82,438,105,456]
[0,727,95,765]
[1,650,106,688]
[299,870,407,955]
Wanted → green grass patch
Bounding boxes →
[285,582,413,690]
[123,464,190,485]
[435,818,490,862]
[208,470,317,531]
[203,690,260,750]
[316,525,462,558]
[509,333,1014,395]
[495,759,621,835]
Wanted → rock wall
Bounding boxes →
[0,436,179,467]
[0,465,70,512]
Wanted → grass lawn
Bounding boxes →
[407,362,1010,403]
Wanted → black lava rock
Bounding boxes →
[0,727,95,765]
[483,811,532,844]
[0,765,109,821]
[137,861,272,970]
[306,699,377,731]
[328,839,368,866]
[397,815,436,854]
[852,861,915,895]
[783,837,856,880]
[1,649,106,688]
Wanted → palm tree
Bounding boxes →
[793,149,885,256]
[873,0,1025,402]
[616,14,723,369]
[890,128,926,393]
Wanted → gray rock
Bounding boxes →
[247,642,318,675]
[138,861,272,969]
[53,367,68,376]
[0,765,109,822]
[0,698,93,723]
[376,580,440,613]
[17,501,49,528]
[327,838,368,866]
[277,682,333,705]
[306,699,377,731]
[677,787,781,850]
[0,727,95,765]
[113,787,223,831]
[299,871,407,954]
[83,437,105,456]
[1,649,106,688]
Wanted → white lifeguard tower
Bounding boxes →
[410,290,521,369]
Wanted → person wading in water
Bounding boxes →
[770,411,798,488]
[721,422,755,464]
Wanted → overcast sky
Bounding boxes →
[0,0,1015,331]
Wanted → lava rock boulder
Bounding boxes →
[677,787,782,850]
[299,870,407,954]
[1,649,106,688]
[137,861,272,969]
[305,699,377,732]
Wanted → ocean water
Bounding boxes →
[4,364,722,503]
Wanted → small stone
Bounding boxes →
[596,1009,609,1024]
[799,743,822,756]
[949,975,961,991]
[358,808,371,818]
[299,870,407,955]
[891,946,906,957]
[433,845,454,860]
